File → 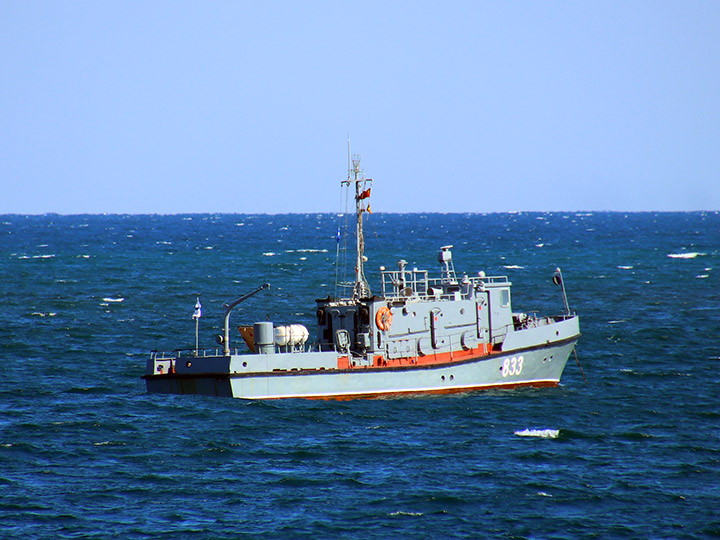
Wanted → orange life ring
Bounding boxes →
[376,306,393,331]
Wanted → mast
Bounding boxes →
[342,154,372,300]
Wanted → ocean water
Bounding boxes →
[1,212,718,539]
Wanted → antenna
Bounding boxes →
[339,153,373,300]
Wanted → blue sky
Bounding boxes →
[1,1,718,214]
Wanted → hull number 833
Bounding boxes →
[501,355,524,377]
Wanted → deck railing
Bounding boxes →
[380,268,509,300]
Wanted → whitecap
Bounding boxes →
[19,254,55,260]
[389,511,424,517]
[515,428,560,439]
[31,312,57,317]
[535,243,545,248]
[696,274,709,279]
[617,265,633,270]
[667,252,705,259]
[503,265,524,270]
[263,252,276,257]
[537,491,553,497]
[103,297,125,303]
[93,441,126,446]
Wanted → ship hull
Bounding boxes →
[144,337,578,400]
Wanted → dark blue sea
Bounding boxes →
[1,212,718,539]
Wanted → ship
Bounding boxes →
[143,156,581,400]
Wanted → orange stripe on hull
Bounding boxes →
[345,344,491,370]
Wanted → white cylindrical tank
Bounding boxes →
[273,325,289,346]
[273,324,309,347]
[289,324,309,346]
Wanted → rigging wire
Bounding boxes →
[334,178,352,298]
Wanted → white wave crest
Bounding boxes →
[667,252,705,259]
[515,428,560,439]
[19,254,56,260]
[103,297,125,303]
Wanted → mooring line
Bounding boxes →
[573,347,588,384]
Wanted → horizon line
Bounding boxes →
[1,209,718,218]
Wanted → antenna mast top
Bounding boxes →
[342,154,373,300]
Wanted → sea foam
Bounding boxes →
[667,252,705,259]
[515,428,560,439]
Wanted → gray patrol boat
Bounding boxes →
[144,157,580,400]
